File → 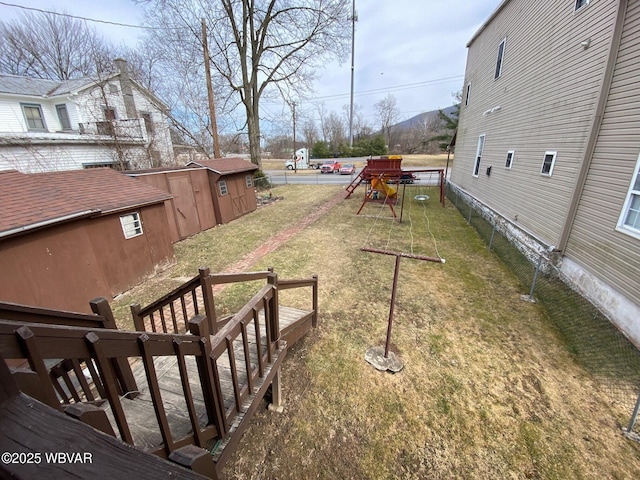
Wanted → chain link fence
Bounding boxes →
[446,183,640,439]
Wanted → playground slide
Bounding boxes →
[371,177,397,199]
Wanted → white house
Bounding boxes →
[451,0,640,346]
[0,59,174,172]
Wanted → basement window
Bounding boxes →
[505,150,515,169]
[473,134,485,177]
[245,175,253,188]
[120,212,143,239]
[541,151,557,176]
[575,0,590,10]
[219,180,228,196]
[495,38,506,79]
[617,153,640,238]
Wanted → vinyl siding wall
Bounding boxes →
[564,1,640,316]
[0,144,149,173]
[452,0,616,246]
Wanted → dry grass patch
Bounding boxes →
[110,185,342,328]
[221,186,640,479]
[110,183,639,478]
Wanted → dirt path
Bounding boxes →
[212,188,345,293]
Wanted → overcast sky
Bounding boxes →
[0,0,503,128]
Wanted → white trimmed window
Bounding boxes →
[120,212,143,239]
[465,83,471,106]
[56,104,71,130]
[21,103,47,131]
[541,151,557,176]
[575,0,590,10]
[495,38,506,79]
[473,134,485,177]
[617,153,640,238]
[245,175,253,188]
[219,180,228,195]
[505,150,515,169]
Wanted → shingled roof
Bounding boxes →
[0,168,172,238]
[0,74,93,97]
[187,157,258,175]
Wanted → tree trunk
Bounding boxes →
[246,97,262,169]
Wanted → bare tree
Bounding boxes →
[139,0,351,167]
[324,111,346,151]
[0,11,114,80]
[374,94,399,149]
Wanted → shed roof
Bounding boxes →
[187,157,258,175]
[0,168,171,238]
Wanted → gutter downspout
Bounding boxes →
[557,0,627,253]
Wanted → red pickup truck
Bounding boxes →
[320,159,341,173]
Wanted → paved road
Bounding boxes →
[263,167,450,186]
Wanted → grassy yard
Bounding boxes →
[113,183,640,479]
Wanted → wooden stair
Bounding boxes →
[345,166,368,198]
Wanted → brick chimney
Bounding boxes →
[114,58,137,119]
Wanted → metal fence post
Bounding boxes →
[627,390,640,435]
[529,255,543,298]
[489,222,496,251]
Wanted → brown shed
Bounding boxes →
[187,158,259,224]
[127,166,217,242]
[0,168,175,313]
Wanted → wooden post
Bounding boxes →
[199,267,217,333]
[169,445,218,479]
[130,303,145,332]
[267,272,280,349]
[85,332,134,444]
[16,326,61,410]
[267,366,284,413]
[189,316,227,437]
[64,403,116,437]
[90,298,138,398]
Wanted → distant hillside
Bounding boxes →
[393,105,457,131]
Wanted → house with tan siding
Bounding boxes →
[450,0,640,345]
[0,59,174,172]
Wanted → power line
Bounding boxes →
[0,1,181,31]
[306,75,464,103]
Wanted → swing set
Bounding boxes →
[345,155,446,219]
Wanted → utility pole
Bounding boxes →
[292,101,297,172]
[202,18,221,158]
[348,0,358,148]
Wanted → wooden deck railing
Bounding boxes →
[130,270,210,334]
[0,320,225,452]
[0,298,137,400]
[131,267,318,339]
[0,280,287,475]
